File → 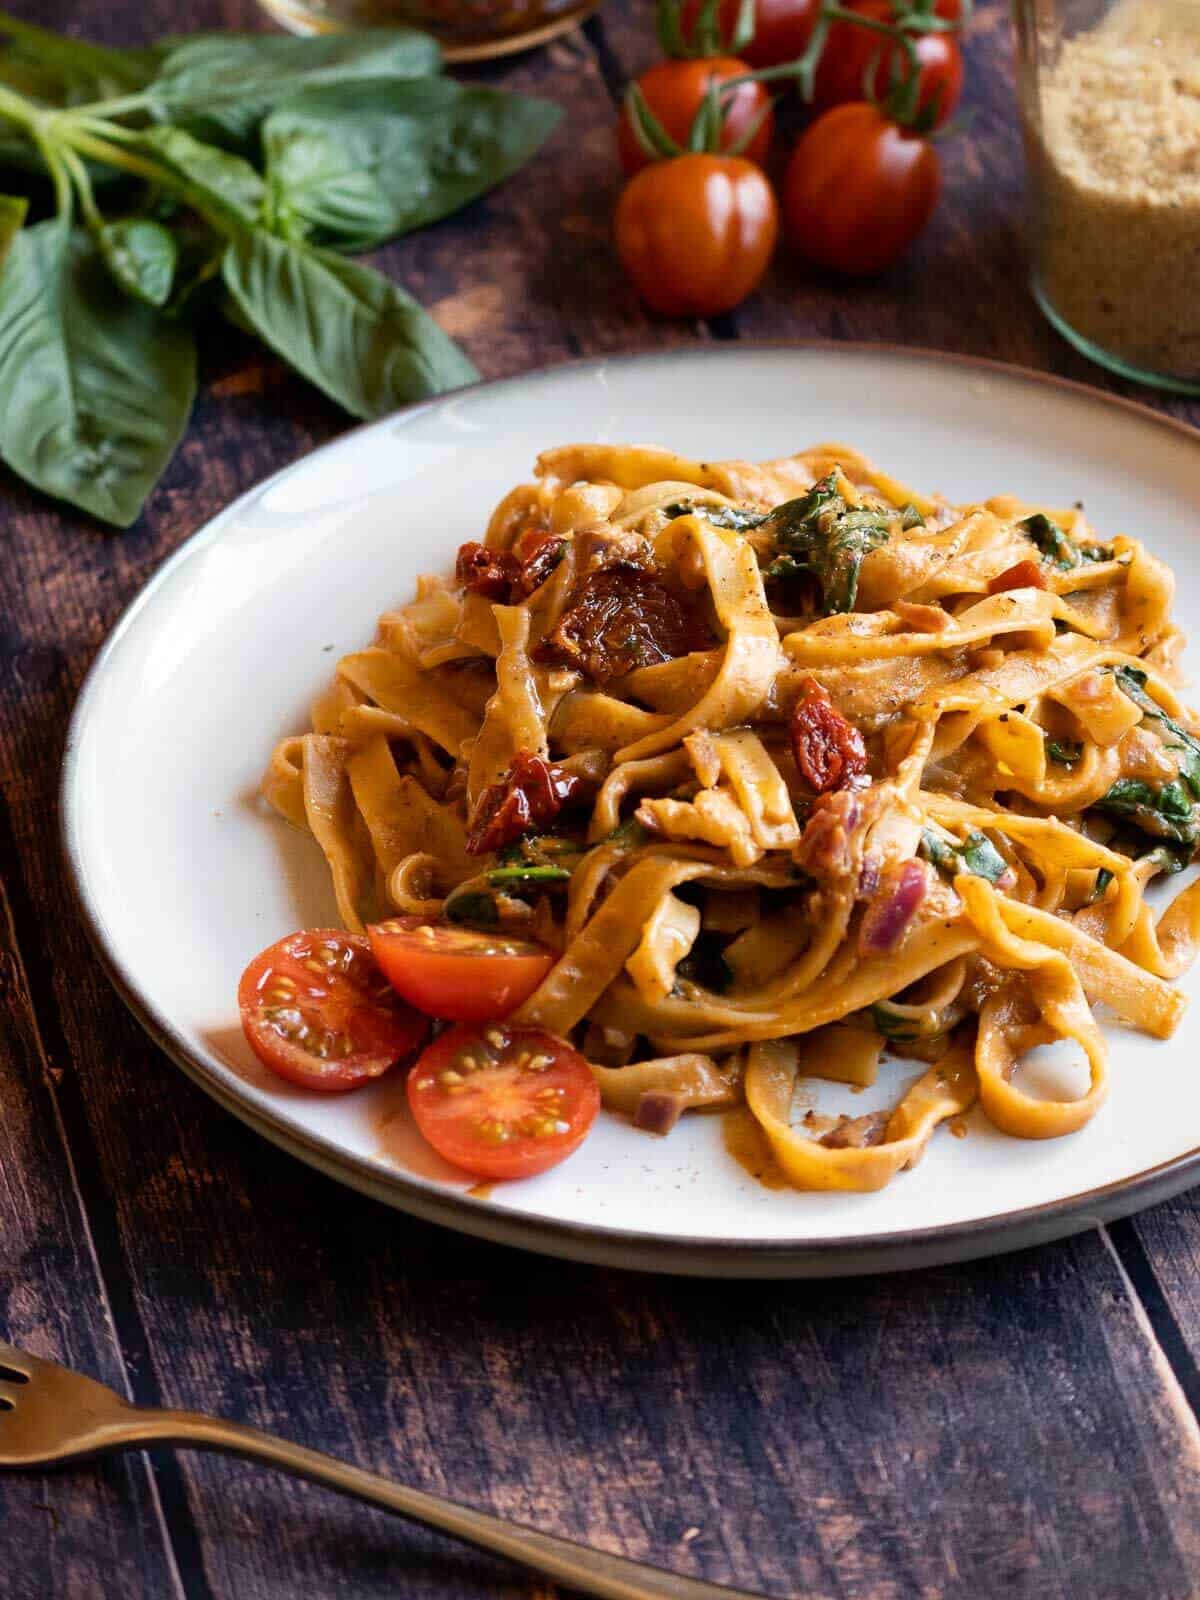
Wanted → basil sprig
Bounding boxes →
[0,13,561,524]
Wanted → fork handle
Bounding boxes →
[124,1409,767,1600]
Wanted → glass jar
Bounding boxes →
[258,0,598,62]
[1013,0,1200,393]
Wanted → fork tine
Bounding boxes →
[0,1344,40,1379]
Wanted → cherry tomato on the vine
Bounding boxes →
[679,0,822,67]
[617,57,774,176]
[813,0,964,128]
[782,102,940,277]
[616,152,778,316]
[238,930,429,1093]
[367,917,555,1023]
[407,1023,600,1180]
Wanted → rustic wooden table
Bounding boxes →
[3,1,1200,1596]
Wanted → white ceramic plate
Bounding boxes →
[63,345,1200,1277]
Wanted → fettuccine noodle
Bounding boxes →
[263,442,1200,1192]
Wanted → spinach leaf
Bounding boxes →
[762,472,892,614]
[1144,842,1193,876]
[443,885,499,928]
[870,1002,925,1044]
[1108,664,1200,797]
[663,499,770,531]
[1020,511,1113,571]
[98,218,177,306]
[488,833,577,886]
[137,126,265,227]
[603,817,652,851]
[1095,777,1199,845]
[1045,737,1083,767]
[0,220,195,526]
[1088,867,1113,904]
[221,229,477,420]
[919,828,1010,884]
[148,29,441,153]
[262,77,561,254]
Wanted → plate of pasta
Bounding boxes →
[63,345,1200,1275]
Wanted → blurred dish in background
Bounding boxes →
[1015,0,1200,395]
[258,0,599,61]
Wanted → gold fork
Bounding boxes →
[0,1342,771,1600]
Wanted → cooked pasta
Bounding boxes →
[261,441,1200,1192]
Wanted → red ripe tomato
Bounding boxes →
[617,58,774,176]
[407,1023,600,1180]
[813,0,964,128]
[782,103,940,277]
[367,917,555,1023]
[238,930,429,1092]
[615,153,778,317]
[679,0,822,67]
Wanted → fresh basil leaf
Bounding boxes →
[0,220,195,525]
[1045,737,1083,767]
[98,218,177,307]
[0,11,160,103]
[136,126,265,227]
[221,229,475,419]
[919,828,1010,884]
[262,77,561,253]
[898,504,925,530]
[149,29,441,153]
[0,192,25,269]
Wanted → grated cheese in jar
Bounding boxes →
[1019,0,1200,382]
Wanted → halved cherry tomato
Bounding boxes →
[407,1023,600,1180]
[615,152,778,317]
[238,930,429,1092]
[813,1,964,127]
[367,917,555,1023]
[617,58,774,177]
[782,102,940,277]
[679,0,821,67]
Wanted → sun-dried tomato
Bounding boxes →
[456,533,568,605]
[790,677,867,794]
[514,534,567,599]
[456,540,519,601]
[540,567,714,684]
[467,751,590,855]
[987,559,1047,595]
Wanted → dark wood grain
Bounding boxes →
[2,1,1200,1597]
[0,874,181,1599]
